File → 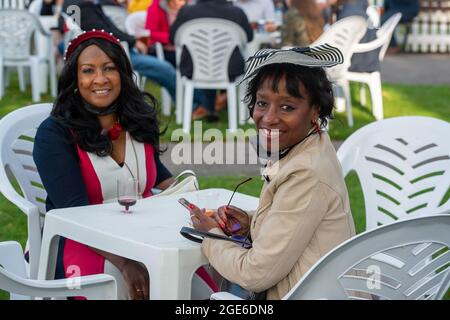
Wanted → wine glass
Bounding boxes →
[117,178,138,214]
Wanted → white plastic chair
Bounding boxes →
[366,5,380,29]
[174,18,248,133]
[0,9,57,102]
[102,5,128,32]
[0,103,52,280]
[0,241,117,300]
[337,116,450,231]
[60,12,83,50]
[312,16,367,127]
[125,11,172,116]
[27,0,42,15]
[212,214,450,300]
[345,13,402,122]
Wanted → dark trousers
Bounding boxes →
[382,0,420,47]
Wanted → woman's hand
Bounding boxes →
[118,258,150,300]
[190,205,221,232]
[89,248,149,300]
[216,205,250,237]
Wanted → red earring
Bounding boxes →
[311,120,321,134]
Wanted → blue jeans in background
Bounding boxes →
[130,49,177,101]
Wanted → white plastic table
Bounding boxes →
[37,188,259,299]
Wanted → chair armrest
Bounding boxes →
[0,268,117,300]
[0,170,37,216]
[154,42,165,60]
[210,291,244,300]
[352,36,387,53]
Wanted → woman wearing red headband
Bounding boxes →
[33,30,174,300]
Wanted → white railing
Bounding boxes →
[406,1,450,53]
[0,0,30,9]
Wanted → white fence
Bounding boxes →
[406,1,450,53]
[0,0,31,9]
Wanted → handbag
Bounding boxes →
[152,170,199,197]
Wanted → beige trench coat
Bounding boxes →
[202,132,355,299]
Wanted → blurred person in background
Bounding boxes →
[381,0,420,53]
[145,0,187,67]
[233,0,278,32]
[127,0,153,13]
[282,0,325,47]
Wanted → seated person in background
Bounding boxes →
[170,0,253,122]
[34,30,174,299]
[190,46,356,299]
[234,0,278,32]
[145,0,187,67]
[381,0,420,52]
[282,0,324,47]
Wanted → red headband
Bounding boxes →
[63,29,123,61]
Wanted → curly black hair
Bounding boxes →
[244,63,335,128]
[52,38,163,156]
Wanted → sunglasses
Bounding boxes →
[225,177,253,233]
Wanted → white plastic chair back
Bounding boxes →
[0,9,56,101]
[284,215,450,300]
[343,13,402,124]
[377,12,402,60]
[102,5,128,32]
[124,10,149,38]
[0,9,41,61]
[60,12,83,50]
[174,18,247,85]
[174,18,248,133]
[0,241,117,300]
[337,116,450,230]
[0,103,52,279]
[312,16,367,80]
[0,0,27,9]
[27,0,42,16]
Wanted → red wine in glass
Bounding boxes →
[118,198,137,211]
[117,178,138,213]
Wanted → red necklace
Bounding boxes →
[108,122,123,140]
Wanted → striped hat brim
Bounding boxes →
[239,44,344,84]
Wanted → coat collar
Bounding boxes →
[261,129,319,183]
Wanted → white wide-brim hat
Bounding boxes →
[240,44,344,84]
